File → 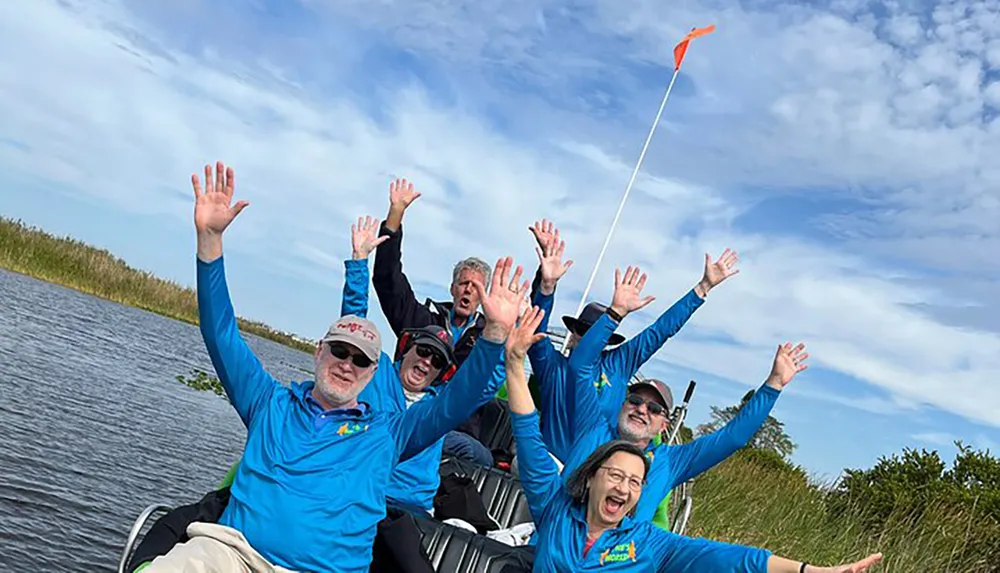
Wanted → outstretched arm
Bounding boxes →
[525,219,573,365]
[505,306,564,521]
[665,343,809,486]
[372,178,434,333]
[652,526,883,572]
[193,162,277,427]
[603,249,739,407]
[394,256,529,461]
[341,216,388,318]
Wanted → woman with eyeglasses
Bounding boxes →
[504,321,884,572]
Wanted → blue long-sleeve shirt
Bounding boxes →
[511,410,771,571]
[341,258,506,512]
[198,255,506,573]
[527,285,705,462]
[559,312,781,524]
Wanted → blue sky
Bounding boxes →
[1,0,998,481]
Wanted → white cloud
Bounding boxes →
[2,0,999,440]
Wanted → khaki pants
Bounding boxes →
[142,522,296,573]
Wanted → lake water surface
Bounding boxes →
[0,268,315,571]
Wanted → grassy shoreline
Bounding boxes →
[0,216,315,354]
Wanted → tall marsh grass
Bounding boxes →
[0,217,314,353]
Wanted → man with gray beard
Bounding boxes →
[555,264,809,528]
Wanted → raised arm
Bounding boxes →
[602,249,739,407]
[341,216,389,318]
[192,161,277,427]
[505,305,564,519]
[666,343,809,485]
[394,256,529,461]
[372,178,434,334]
[525,220,573,379]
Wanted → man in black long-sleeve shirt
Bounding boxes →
[372,177,496,466]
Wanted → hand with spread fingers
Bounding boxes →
[506,306,548,362]
[609,265,656,319]
[530,219,573,294]
[696,248,740,298]
[474,256,529,343]
[351,216,390,260]
[764,342,809,391]
[385,177,423,232]
[192,161,250,262]
[791,553,884,573]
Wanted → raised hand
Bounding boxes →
[351,216,390,260]
[609,266,656,318]
[192,161,248,236]
[475,256,529,343]
[533,224,573,291]
[765,342,809,390]
[389,177,422,211]
[506,306,547,361]
[528,219,557,250]
[810,553,883,573]
[698,248,740,296]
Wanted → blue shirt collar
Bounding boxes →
[292,381,368,417]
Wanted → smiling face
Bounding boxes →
[617,387,669,444]
[586,451,646,528]
[399,342,447,392]
[312,341,376,407]
[450,267,486,319]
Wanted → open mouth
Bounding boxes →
[458,296,471,308]
[628,412,648,426]
[603,494,627,516]
[413,364,429,378]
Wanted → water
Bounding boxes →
[0,268,315,572]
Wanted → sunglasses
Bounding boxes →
[327,342,374,368]
[625,393,667,417]
[414,344,449,369]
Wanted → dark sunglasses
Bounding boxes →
[327,342,374,368]
[626,393,666,417]
[414,344,449,369]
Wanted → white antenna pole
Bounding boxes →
[561,67,682,351]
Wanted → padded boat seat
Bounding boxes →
[438,458,533,530]
[414,513,533,573]
[476,399,514,456]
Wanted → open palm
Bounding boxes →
[351,216,389,259]
[535,233,573,283]
[767,342,809,389]
[475,256,528,336]
[506,305,547,360]
[813,553,883,573]
[610,266,655,316]
[703,248,740,288]
[389,177,422,210]
[192,161,248,235]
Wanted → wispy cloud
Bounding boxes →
[1,0,998,474]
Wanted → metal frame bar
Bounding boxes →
[117,504,173,573]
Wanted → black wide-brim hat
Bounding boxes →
[562,302,626,346]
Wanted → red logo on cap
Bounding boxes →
[338,321,376,341]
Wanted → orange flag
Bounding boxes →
[672,25,716,70]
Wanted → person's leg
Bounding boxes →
[141,536,248,573]
[442,431,494,467]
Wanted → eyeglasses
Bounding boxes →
[625,393,667,417]
[327,342,374,368]
[414,344,449,369]
[599,466,644,491]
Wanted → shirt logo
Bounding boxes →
[593,372,612,392]
[599,541,637,565]
[336,422,369,436]
[645,450,655,464]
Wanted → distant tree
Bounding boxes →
[696,389,797,459]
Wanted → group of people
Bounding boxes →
[138,161,884,572]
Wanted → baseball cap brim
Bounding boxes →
[320,332,380,363]
[562,316,626,346]
[629,381,673,412]
[409,331,455,365]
